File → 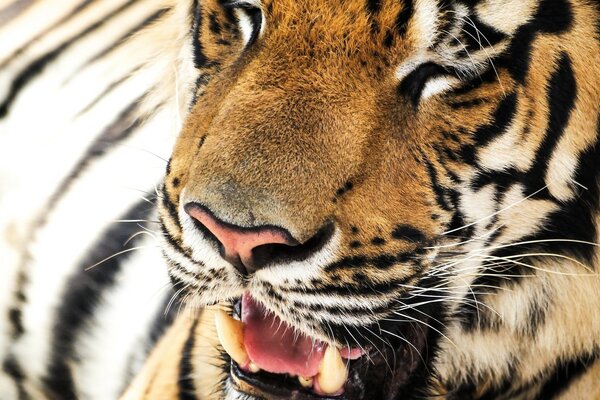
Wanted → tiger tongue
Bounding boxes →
[242,293,326,377]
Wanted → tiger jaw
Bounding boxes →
[205,291,439,400]
[215,294,358,397]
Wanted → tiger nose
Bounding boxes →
[184,203,299,275]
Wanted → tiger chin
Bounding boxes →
[152,0,600,399]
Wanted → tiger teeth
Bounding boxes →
[215,309,350,394]
[248,362,260,373]
[298,376,313,388]
[214,309,250,367]
[316,346,348,395]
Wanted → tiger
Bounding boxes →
[1,0,600,399]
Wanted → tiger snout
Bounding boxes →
[183,202,335,276]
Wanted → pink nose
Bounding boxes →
[184,204,297,275]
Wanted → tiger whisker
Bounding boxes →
[84,245,159,271]
[442,185,549,236]
[123,230,158,246]
[398,293,500,317]
[479,238,600,253]
[385,312,456,349]
[361,325,396,372]
[448,11,506,95]
[164,284,189,317]
[474,253,596,275]
[339,324,374,365]
[380,328,427,368]
[440,29,481,80]
[113,219,160,224]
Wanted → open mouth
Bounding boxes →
[216,293,363,398]
[215,293,435,400]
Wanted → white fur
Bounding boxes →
[73,236,170,400]
[421,75,460,100]
[413,0,439,48]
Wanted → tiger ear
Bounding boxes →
[120,309,224,400]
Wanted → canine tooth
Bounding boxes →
[214,309,249,367]
[249,362,260,373]
[316,346,348,394]
[298,376,313,388]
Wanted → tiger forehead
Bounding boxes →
[251,0,414,54]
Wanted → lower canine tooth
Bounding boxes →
[316,346,348,394]
[214,309,249,367]
[299,376,313,388]
[249,362,260,373]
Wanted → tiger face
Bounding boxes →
[159,0,600,398]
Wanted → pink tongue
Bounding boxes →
[242,293,326,377]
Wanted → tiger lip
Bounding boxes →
[215,294,366,397]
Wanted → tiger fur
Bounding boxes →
[1,0,600,399]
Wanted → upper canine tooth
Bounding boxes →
[214,309,249,367]
[316,346,348,395]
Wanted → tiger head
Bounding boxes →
[158,0,600,398]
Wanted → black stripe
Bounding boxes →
[4,252,34,394]
[395,0,414,36]
[523,53,576,197]
[161,184,183,230]
[7,308,24,338]
[209,11,222,34]
[191,0,208,68]
[40,96,148,229]
[167,266,203,303]
[522,122,600,262]
[499,0,572,84]
[534,0,573,34]
[327,248,428,273]
[6,262,29,340]
[245,6,262,47]
[365,0,382,15]
[119,289,180,386]
[146,289,179,354]
[391,225,426,243]
[536,352,598,399]
[0,0,136,118]
[473,92,518,148]
[0,0,96,70]
[282,274,420,297]
[160,222,198,263]
[2,355,30,400]
[502,24,536,84]
[460,13,506,52]
[472,167,522,192]
[179,317,201,400]
[422,155,452,211]
[190,72,212,108]
[43,199,156,399]
[398,63,448,107]
[75,72,134,117]
[80,7,170,70]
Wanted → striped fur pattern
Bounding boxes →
[1,0,600,399]
[0,1,184,398]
